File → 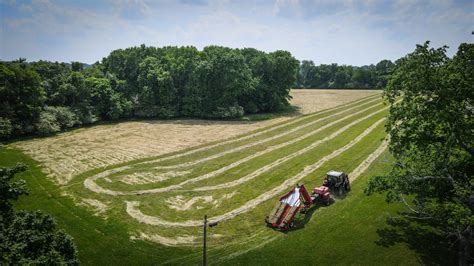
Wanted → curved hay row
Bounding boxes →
[191,107,388,192]
[74,95,387,247]
[127,138,389,247]
[84,101,385,196]
[137,95,380,167]
[81,97,377,192]
[124,117,386,227]
[150,98,381,171]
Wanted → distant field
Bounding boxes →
[290,89,379,114]
[10,89,380,184]
[1,89,424,265]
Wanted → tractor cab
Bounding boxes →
[323,170,351,195]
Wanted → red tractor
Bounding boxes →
[265,170,350,230]
[323,170,351,196]
[310,186,332,206]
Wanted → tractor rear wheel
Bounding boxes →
[345,182,351,191]
[338,185,344,196]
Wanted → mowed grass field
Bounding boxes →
[1,90,424,265]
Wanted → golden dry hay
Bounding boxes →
[290,89,379,114]
[10,89,380,185]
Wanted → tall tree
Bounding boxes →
[266,50,299,110]
[199,46,255,117]
[375,59,395,88]
[0,62,45,135]
[87,77,130,120]
[159,46,202,116]
[137,56,177,117]
[297,60,315,88]
[365,42,473,265]
[0,164,79,264]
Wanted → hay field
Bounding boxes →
[2,90,422,265]
[41,93,389,265]
[289,89,379,114]
[58,93,388,252]
[10,89,380,184]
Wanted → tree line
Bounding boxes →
[0,45,299,139]
[295,59,395,89]
[366,42,473,265]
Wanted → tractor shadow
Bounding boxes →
[276,204,330,234]
[375,216,457,265]
[269,192,350,234]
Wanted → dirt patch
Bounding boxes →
[10,90,379,185]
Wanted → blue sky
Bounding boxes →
[1,0,473,65]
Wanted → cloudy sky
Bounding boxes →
[1,0,472,65]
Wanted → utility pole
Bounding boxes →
[203,215,218,266]
[203,215,207,266]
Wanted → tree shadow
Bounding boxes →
[375,216,457,265]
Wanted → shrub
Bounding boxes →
[208,105,245,118]
[36,111,60,135]
[0,118,13,139]
[43,106,79,130]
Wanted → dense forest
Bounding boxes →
[0,45,299,139]
[0,44,395,140]
[295,59,395,89]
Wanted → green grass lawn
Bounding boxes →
[1,147,426,265]
[1,94,443,265]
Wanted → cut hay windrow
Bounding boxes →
[192,107,388,192]
[144,97,381,170]
[124,118,386,227]
[57,93,390,248]
[12,92,380,184]
[120,135,388,247]
[83,100,384,196]
[84,102,387,196]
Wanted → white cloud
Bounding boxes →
[18,3,32,12]
[112,0,152,19]
[0,0,472,65]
